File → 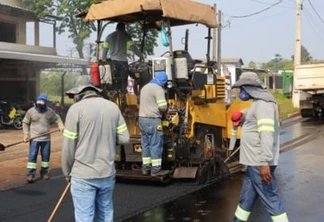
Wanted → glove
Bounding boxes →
[58,122,65,132]
[23,134,30,143]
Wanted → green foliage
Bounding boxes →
[126,23,158,57]
[22,0,159,60]
[247,61,257,69]
[271,90,299,120]
[291,45,313,63]
[40,71,79,96]
[261,58,293,71]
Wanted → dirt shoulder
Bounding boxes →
[0,128,63,191]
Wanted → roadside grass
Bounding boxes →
[271,90,300,120]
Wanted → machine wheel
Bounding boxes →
[192,125,228,184]
[300,109,314,118]
[13,116,23,130]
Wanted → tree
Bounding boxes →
[247,61,257,69]
[291,45,313,63]
[22,0,158,61]
[126,23,158,59]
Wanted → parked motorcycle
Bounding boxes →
[0,101,25,130]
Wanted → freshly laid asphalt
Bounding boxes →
[0,117,324,222]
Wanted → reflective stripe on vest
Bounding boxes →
[231,128,238,135]
[235,205,250,221]
[63,129,78,140]
[103,42,109,49]
[27,162,37,169]
[127,40,134,48]
[142,157,152,165]
[152,159,162,167]
[23,117,30,124]
[257,118,275,132]
[271,212,289,222]
[157,99,167,107]
[117,123,127,133]
[41,161,49,168]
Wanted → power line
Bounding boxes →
[250,0,295,8]
[226,0,283,18]
[304,8,324,40]
[306,0,324,25]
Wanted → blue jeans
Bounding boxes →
[27,140,50,177]
[139,117,163,173]
[70,176,115,222]
[234,166,288,222]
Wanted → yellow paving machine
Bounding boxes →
[78,0,250,184]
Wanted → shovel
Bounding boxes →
[0,129,60,151]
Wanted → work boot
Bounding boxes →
[40,173,50,180]
[27,175,35,183]
[151,170,170,177]
[142,169,150,176]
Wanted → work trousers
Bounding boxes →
[234,166,289,222]
[71,176,115,222]
[112,60,129,94]
[27,140,50,177]
[139,117,163,173]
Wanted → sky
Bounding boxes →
[29,0,324,66]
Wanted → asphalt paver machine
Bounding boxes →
[78,0,250,184]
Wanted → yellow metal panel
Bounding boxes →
[225,101,252,139]
[190,102,227,131]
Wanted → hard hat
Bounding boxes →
[231,111,243,126]
[66,84,102,98]
[232,72,266,89]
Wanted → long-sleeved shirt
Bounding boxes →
[102,30,143,61]
[239,99,280,166]
[139,83,168,118]
[23,107,62,141]
[61,97,130,179]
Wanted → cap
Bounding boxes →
[36,94,47,104]
[66,84,102,98]
[232,72,266,89]
[36,100,45,105]
[155,71,168,85]
[231,111,243,126]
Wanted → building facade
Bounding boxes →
[0,0,88,105]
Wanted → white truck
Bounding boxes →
[294,63,324,117]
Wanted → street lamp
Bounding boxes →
[272,54,282,90]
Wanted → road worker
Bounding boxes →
[139,71,169,177]
[232,72,289,222]
[23,94,64,183]
[62,84,130,222]
[102,22,144,94]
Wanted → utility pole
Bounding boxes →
[217,10,222,76]
[292,0,303,108]
[212,4,217,62]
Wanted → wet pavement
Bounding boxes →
[0,117,324,222]
[125,118,324,222]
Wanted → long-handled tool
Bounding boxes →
[224,146,240,163]
[0,128,60,151]
[47,182,71,222]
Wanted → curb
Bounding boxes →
[287,112,300,118]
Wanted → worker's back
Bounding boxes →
[62,97,129,179]
[107,30,131,61]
